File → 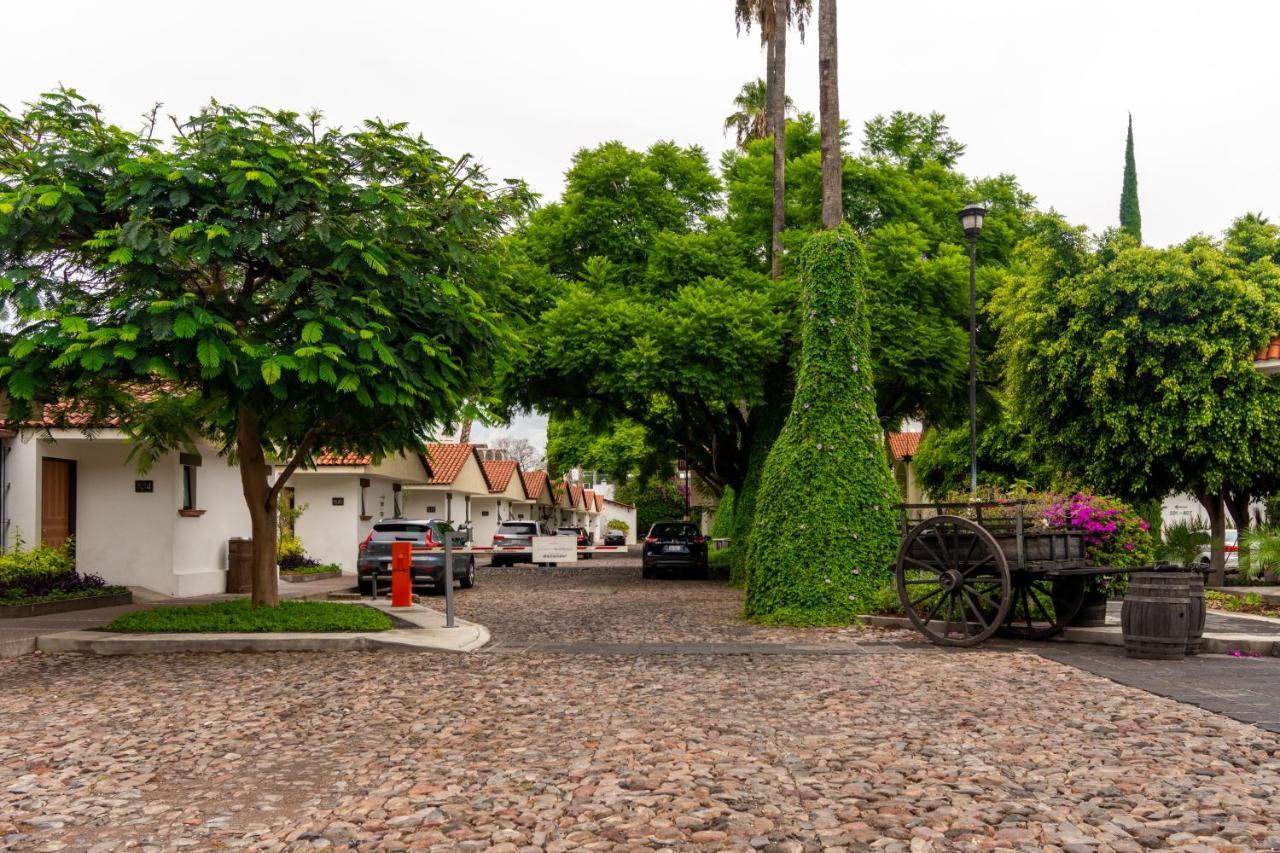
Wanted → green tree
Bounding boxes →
[0,90,530,606]
[615,476,687,534]
[1119,114,1142,242]
[744,226,899,623]
[995,223,1280,583]
[545,413,662,484]
[509,141,794,495]
[912,403,1053,497]
[723,79,791,150]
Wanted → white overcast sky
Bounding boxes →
[7,0,1278,454]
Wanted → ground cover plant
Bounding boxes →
[0,539,126,605]
[279,561,342,576]
[1205,590,1280,619]
[107,599,393,633]
[745,226,900,624]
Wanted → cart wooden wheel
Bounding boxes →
[895,515,1011,647]
[996,574,1086,641]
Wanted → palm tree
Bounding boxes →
[818,0,841,228]
[735,0,812,279]
[724,79,794,150]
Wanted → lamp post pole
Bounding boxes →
[957,203,987,498]
[967,233,978,497]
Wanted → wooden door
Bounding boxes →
[40,458,74,548]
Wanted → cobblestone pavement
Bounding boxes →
[3,556,1280,851]
[461,556,915,648]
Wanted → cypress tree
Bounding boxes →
[1120,113,1142,243]
[744,225,899,624]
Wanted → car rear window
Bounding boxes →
[651,523,699,538]
[498,522,538,535]
[558,528,580,535]
[372,523,431,540]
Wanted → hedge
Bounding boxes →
[744,226,900,625]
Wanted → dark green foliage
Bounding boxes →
[709,487,736,538]
[996,225,1280,504]
[615,476,687,534]
[912,402,1053,496]
[729,364,790,587]
[744,226,900,624]
[107,599,393,633]
[545,414,664,484]
[1119,114,1142,243]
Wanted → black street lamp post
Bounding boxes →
[958,203,987,497]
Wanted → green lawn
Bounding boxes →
[106,599,393,633]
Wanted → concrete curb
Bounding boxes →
[860,614,1280,657]
[35,602,490,656]
[0,637,36,659]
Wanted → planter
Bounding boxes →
[0,590,133,619]
[1068,590,1110,627]
[280,569,343,584]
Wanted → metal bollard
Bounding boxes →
[442,531,466,629]
[390,541,413,607]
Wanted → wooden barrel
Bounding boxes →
[1185,570,1206,656]
[1121,572,1190,660]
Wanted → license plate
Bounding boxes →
[664,545,688,554]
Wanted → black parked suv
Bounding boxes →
[356,519,475,596]
[641,521,708,579]
[558,526,593,559]
[603,528,626,546]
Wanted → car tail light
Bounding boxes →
[693,536,706,544]
[424,528,437,548]
[494,533,506,542]
[358,530,374,552]
[1225,544,1238,552]
[644,536,657,545]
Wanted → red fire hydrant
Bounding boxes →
[390,541,413,607]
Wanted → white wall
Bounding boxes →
[601,501,638,545]
[1162,492,1266,532]
[288,474,360,573]
[7,432,248,596]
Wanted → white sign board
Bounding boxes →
[532,535,577,564]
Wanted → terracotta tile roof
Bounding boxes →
[570,483,585,509]
[482,459,522,495]
[314,450,373,466]
[1256,336,1280,361]
[583,489,596,513]
[596,494,605,512]
[423,443,486,486]
[888,431,923,461]
[8,400,119,429]
[522,470,554,501]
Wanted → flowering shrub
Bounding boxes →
[1041,492,1155,569]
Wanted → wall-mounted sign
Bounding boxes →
[332,497,345,506]
[134,480,154,493]
[426,506,437,513]
[481,510,490,517]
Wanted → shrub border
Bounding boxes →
[0,589,133,619]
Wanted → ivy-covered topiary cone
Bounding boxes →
[744,225,900,625]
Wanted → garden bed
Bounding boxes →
[106,599,394,633]
[1206,590,1280,619]
[280,566,343,583]
[0,587,132,619]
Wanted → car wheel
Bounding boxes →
[694,566,710,581]
[460,561,476,589]
[642,565,653,579]
[358,578,374,597]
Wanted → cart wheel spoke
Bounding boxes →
[902,556,945,575]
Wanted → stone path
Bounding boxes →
[3,555,1280,850]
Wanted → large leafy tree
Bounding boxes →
[509,141,794,495]
[995,220,1280,582]
[0,90,531,605]
[722,111,1036,428]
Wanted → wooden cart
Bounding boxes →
[895,500,1117,647]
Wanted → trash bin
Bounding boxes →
[227,537,253,594]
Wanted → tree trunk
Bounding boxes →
[1195,489,1226,587]
[236,407,280,608]
[459,418,473,444]
[768,0,787,280]
[818,0,842,229]
[1226,490,1251,576]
